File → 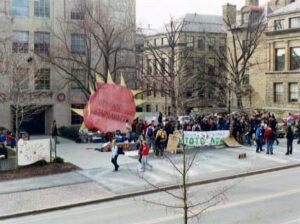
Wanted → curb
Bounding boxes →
[1,163,300,220]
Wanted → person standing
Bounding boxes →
[140,139,152,172]
[255,124,263,153]
[146,123,155,150]
[51,120,58,143]
[0,143,8,159]
[264,125,275,155]
[286,126,294,155]
[111,140,119,171]
[155,127,167,158]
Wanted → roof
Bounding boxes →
[269,0,300,17]
[144,13,225,36]
[181,14,225,33]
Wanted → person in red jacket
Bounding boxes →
[140,140,153,172]
[264,125,275,155]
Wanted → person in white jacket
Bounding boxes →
[111,140,119,171]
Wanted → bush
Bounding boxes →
[53,157,64,164]
[33,160,48,166]
[58,126,79,141]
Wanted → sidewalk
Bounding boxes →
[0,138,300,219]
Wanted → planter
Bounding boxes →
[0,157,17,171]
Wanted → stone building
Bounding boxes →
[222,0,298,112]
[138,14,227,115]
[264,0,300,112]
[0,0,136,134]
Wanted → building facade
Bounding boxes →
[138,14,227,116]
[0,0,136,134]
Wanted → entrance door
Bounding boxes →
[19,111,46,135]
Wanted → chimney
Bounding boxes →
[245,0,259,6]
[222,3,237,27]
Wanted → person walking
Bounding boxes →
[111,140,119,171]
[156,127,167,158]
[140,139,152,172]
[286,126,294,155]
[51,120,58,144]
[146,123,155,150]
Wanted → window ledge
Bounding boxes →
[266,27,300,35]
[266,71,300,75]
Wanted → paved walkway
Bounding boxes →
[0,137,300,219]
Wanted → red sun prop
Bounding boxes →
[83,83,136,133]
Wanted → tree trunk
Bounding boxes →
[235,84,243,111]
[182,133,188,224]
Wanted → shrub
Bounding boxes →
[34,160,48,166]
[53,157,64,164]
[58,126,79,141]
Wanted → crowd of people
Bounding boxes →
[110,111,299,172]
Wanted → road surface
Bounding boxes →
[1,167,300,224]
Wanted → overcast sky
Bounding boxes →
[136,0,269,28]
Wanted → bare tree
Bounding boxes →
[215,8,267,111]
[0,35,56,161]
[137,132,230,224]
[39,0,136,100]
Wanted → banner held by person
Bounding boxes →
[182,131,230,147]
[18,139,51,166]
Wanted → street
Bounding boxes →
[2,167,300,224]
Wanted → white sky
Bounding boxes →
[137,0,269,28]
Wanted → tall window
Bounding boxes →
[290,47,300,70]
[161,58,166,74]
[208,37,215,49]
[71,69,86,89]
[12,0,29,16]
[34,0,49,17]
[243,68,250,85]
[71,0,85,20]
[289,17,300,28]
[275,48,285,71]
[274,83,284,103]
[71,34,85,54]
[198,38,205,50]
[34,32,50,55]
[161,84,164,97]
[71,104,84,125]
[13,68,29,90]
[35,69,50,90]
[208,58,215,75]
[12,31,29,53]
[274,19,284,30]
[186,36,194,48]
[289,83,298,102]
[146,104,151,112]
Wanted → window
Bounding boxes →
[274,19,284,30]
[243,68,250,85]
[196,57,205,73]
[289,17,300,29]
[71,0,85,20]
[275,48,285,71]
[219,37,226,52]
[71,69,86,89]
[146,84,151,96]
[146,59,152,75]
[161,84,164,97]
[168,106,171,116]
[71,104,84,125]
[34,32,50,55]
[35,69,50,90]
[13,68,29,90]
[153,59,157,75]
[12,31,29,53]
[155,105,158,112]
[153,85,156,98]
[12,0,29,16]
[198,38,205,50]
[198,82,205,97]
[71,34,85,54]
[186,57,194,74]
[290,47,300,70]
[208,37,215,49]
[274,83,284,103]
[186,36,194,48]
[289,83,298,102]
[161,58,166,74]
[208,58,215,75]
[34,0,49,17]
[146,104,151,112]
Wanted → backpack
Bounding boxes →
[160,130,167,140]
[270,131,276,141]
[147,127,153,138]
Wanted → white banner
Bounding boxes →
[183,131,230,147]
[18,139,51,166]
